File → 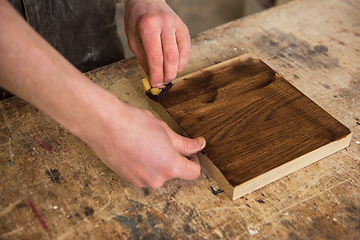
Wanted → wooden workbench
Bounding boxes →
[1,0,359,239]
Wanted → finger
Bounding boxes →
[127,36,150,75]
[140,32,164,88]
[130,178,145,188]
[186,153,200,164]
[176,27,191,73]
[179,136,206,156]
[121,170,146,188]
[165,127,206,156]
[173,154,201,181]
[161,28,179,83]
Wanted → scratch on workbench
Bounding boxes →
[0,104,11,130]
[195,195,213,209]
[0,226,24,238]
[336,93,356,121]
[204,226,231,239]
[293,162,351,199]
[7,137,13,161]
[57,208,96,240]
[0,104,14,161]
[240,181,358,238]
[124,187,178,209]
[0,198,24,218]
[32,135,55,152]
[348,164,360,179]
[198,205,242,212]
[99,190,113,212]
[259,178,352,226]
[211,229,224,238]
[332,183,359,233]
[215,221,239,239]
[111,213,141,239]
[28,200,53,239]
[355,189,360,238]
[198,204,249,237]
[344,148,360,161]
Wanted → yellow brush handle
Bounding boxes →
[142,76,173,102]
[142,77,161,95]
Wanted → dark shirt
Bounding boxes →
[1,0,124,99]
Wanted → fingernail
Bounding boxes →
[156,82,163,88]
[194,137,206,150]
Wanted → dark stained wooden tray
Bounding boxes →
[159,53,352,200]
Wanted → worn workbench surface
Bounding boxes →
[1,0,359,239]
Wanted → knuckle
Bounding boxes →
[149,54,164,66]
[180,47,191,58]
[138,15,159,31]
[155,13,173,26]
[183,139,194,153]
[164,49,179,63]
[166,165,180,178]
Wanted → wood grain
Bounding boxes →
[160,53,352,200]
[1,1,360,238]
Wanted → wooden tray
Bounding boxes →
[159,53,352,200]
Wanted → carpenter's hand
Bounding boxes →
[124,0,191,88]
[0,0,203,189]
[90,103,205,188]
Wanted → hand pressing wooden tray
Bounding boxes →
[159,53,352,200]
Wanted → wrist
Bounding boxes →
[66,83,125,147]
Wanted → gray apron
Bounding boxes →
[1,0,124,99]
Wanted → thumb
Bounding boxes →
[163,123,206,156]
[168,133,206,181]
[173,154,202,181]
[172,135,206,157]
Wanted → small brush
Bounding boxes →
[142,76,173,102]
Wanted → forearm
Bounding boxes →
[0,0,204,188]
[0,1,120,144]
